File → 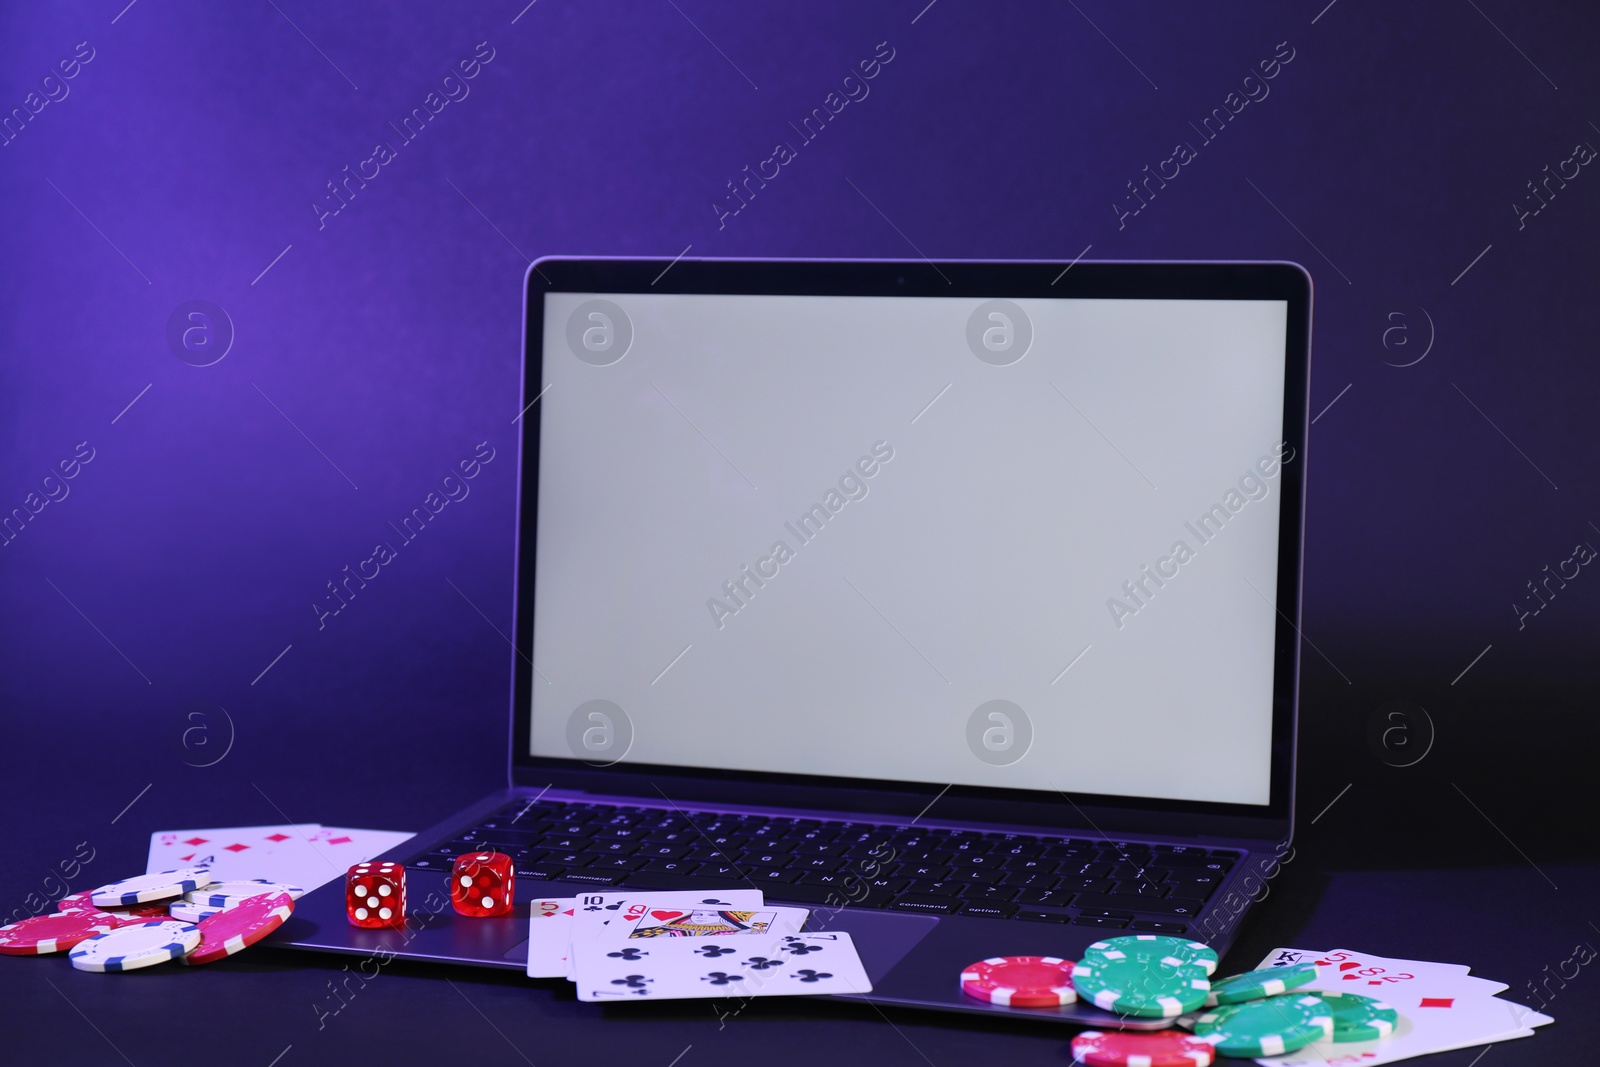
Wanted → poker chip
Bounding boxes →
[1071,957,1210,1018]
[0,912,119,956]
[1083,935,1219,977]
[959,956,1078,1007]
[1192,994,1334,1056]
[68,920,201,973]
[88,867,210,907]
[1070,1029,1217,1067]
[168,900,231,923]
[184,879,305,907]
[1303,991,1400,1042]
[54,892,159,926]
[1204,961,1318,1006]
[181,892,294,966]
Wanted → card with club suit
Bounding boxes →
[574,929,871,1002]
[564,889,766,978]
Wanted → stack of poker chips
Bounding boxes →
[0,867,302,971]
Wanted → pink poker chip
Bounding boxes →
[181,892,295,966]
[0,912,120,955]
[57,891,168,925]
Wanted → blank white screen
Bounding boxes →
[530,292,1288,806]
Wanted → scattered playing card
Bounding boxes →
[573,929,871,1002]
[146,824,414,892]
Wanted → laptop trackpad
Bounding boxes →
[502,909,938,982]
[806,910,938,983]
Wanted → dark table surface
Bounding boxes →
[6,815,1596,1067]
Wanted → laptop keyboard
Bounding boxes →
[405,798,1241,933]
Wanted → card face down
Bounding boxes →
[573,930,871,1002]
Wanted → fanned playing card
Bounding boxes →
[1253,947,1551,1065]
[565,889,765,979]
[524,897,577,978]
[573,930,871,1002]
[614,905,808,939]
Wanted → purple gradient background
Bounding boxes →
[3,0,1599,1008]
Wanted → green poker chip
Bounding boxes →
[1205,961,1318,1005]
[1082,934,1219,976]
[1070,956,1211,1018]
[1193,994,1334,1056]
[1303,991,1400,1041]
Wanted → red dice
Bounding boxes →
[451,851,515,917]
[345,861,405,928]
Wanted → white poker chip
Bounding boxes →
[184,879,306,907]
[168,900,231,923]
[69,920,201,972]
[88,868,211,907]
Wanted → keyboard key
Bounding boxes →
[637,844,693,860]
[889,894,962,915]
[1077,908,1135,920]
[1073,915,1128,929]
[637,859,699,875]
[959,884,1018,903]
[1014,908,1072,924]
[561,870,622,886]
[592,827,649,842]
[592,856,647,872]
[905,865,951,880]
[545,851,591,867]
[1130,920,1189,934]
[774,882,893,908]
[583,841,640,857]
[959,901,1018,919]
[1015,889,1077,908]
[949,868,1003,885]
[1071,893,1203,918]
[795,856,845,873]
[903,880,961,897]
[406,856,453,871]
[750,868,800,885]
[519,863,571,880]
[539,835,591,851]
[1001,871,1060,890]
[1113,881,1169,898]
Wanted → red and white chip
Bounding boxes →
[0,912,120,955]
[1071,1029,1217,1067]
[959,955,1077,1007]
[57,891,168,926]
[183,895,296,966]
[181,892,294,966]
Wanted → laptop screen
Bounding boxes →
[527,287,1291,808]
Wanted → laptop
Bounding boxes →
[273,257,1312,1027]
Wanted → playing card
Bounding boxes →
[573,929,871,1002]
[614,906,808,939]
[147,824,414,892]
[147,825,319,884]
[524,897,577,978]
[1254,991,1540,1066]
[565,890,765,979]
[1260,947,1508,997]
